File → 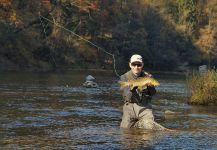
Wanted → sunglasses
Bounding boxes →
[131,63,142,67]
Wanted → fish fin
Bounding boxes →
[137,86,143,91]
[128,84,132,90]
[142,86,147,90]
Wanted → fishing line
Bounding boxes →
[39,14,57,68]
[38,12,120,78]
[39,14,47,36]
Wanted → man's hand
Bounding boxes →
[130,86,138,92]
[144,72,153,78]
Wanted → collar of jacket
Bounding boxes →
[128,70,145,80]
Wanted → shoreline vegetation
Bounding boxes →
[187,69,217,105]
[1,1,217,73]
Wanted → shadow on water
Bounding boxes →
[1,71,217,149]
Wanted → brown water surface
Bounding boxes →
[0,71,217,149]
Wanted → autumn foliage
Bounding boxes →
[0,0,217,71]
[0,0,11,7]
[0,0,17,23]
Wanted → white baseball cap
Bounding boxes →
[130,54,143,63]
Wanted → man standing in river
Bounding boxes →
[119,54,166,130]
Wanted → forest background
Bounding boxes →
[0,0,217,72]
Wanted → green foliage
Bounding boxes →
[187,70,217,105]
[165,0,199,36]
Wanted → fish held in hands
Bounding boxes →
[119,77,160,91]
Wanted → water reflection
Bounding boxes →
[120,128,164,149]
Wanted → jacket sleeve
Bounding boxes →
[119,75,132,102]
[147,86,156,96]
[141,86,156,96]
[143,72,156,96]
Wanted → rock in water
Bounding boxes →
[164,110,177,115]
[83,81,98,88]
[86,75,95,81]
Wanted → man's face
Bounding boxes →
[129,61,143,76]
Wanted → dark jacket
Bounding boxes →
[120,70,156,106]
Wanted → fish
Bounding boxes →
[119,77,160,91]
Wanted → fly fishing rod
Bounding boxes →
[38,12,120,78]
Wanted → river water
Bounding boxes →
[1,71,217,149]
